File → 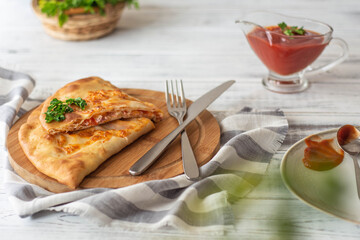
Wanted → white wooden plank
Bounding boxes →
[1,0,360,238]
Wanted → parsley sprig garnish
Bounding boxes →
[39,0,140,27]
[45,97,87,123]
[278,22,306,36]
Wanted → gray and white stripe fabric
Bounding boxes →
[1,68,288,233]
[0,67,35,150]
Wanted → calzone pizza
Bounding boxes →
[40,76,163,134]
[19,106,155,189]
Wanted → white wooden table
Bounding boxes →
[1,0,360,239]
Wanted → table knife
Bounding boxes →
[129,80,235,176]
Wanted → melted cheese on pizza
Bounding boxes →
[52,118,149,155]
[82,89,162,120]
[19,105,155,190]
[40,77,163,134]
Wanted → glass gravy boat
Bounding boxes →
[236,12,348,93]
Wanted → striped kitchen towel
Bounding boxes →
[1,68,288,234]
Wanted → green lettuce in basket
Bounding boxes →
[39,0,139,27]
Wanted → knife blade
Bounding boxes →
[129,80,235,176]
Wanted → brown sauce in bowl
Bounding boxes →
[337,125,360,146]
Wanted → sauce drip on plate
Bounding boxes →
[303,135,344,171]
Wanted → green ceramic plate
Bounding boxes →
[281,128,360,224]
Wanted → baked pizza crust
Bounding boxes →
[40,76,163,134]
[19,105,155,189]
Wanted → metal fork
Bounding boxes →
[165,80,200,180]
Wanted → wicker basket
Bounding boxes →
[32,0,125,41]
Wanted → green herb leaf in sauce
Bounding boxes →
[278,22,287,31]
[45,97,87,123]
[277,22,306,36]
[294,26,305,35]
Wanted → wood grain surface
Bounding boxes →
[6,89,220,193]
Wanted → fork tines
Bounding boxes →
[165,80,186,108]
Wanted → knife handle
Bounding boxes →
[181,130,200,180]
[129,119,188,175]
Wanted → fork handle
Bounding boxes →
[129,119,186,175]
[181,130,200,180]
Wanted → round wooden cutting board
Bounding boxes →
[7,89,220,193]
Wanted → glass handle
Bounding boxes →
[306,37,349,76]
